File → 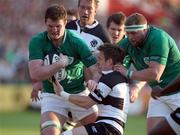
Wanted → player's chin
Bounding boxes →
[51,35,61,40]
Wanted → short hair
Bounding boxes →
[45,4,67,22]
[67,8,79,18]
[125,12,147,26]
[98,43,125,65]
[78,0,99,8]
[106,12,126,28]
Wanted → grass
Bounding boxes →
[125,115,146,135]
[0,110,40,135]
[0,110,146,135]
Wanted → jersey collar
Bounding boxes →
[46,30,66,46]
[102,70,113,75]
[76,19,99,29]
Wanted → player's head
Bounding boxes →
[45,4,67,41]
[125,13,148,47]
[106,12,126,44]
[78,0,99,26]
[96,43,125,72]
[67,8,79,23]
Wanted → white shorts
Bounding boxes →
[167,108,180,135]
[41,89,98,122]
[147,92,180,118]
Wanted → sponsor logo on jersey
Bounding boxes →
[143,57,150,65]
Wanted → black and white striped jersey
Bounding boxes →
[89,70,129,134]
[66,19,110,52]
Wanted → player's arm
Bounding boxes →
[84,64,101,82]
[69,95,96,109]
[28,54,68,81]
[130,61,165,81]
[31,81,43,102]
[151,75,180,97]
[114,61,165,82]
[53,80,97,109]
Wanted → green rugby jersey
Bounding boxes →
[29,29,96,94]
[119,26,180,89]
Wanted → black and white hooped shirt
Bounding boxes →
[89,70,130,134]
[66,19,110,52]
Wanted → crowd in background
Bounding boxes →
[0,0,179,83]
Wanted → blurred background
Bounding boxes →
[0,0,179,135]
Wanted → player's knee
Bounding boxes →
[41,120,61,134]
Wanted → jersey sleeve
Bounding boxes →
[29,36,44,61]
[89,82,111,103]
[149,33,170,65]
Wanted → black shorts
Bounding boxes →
[84,122,122,135]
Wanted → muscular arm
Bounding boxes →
[28,59,64,81]
[131,61,165,82]
[84,64,101,82]
[154,75,180,97]
[53,79,97,109]
[69,95,97,109]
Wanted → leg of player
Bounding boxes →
[78,112,98,126]
[148,108,180,135]
[148,119,176,135]
[62,126,88,135]
[41,111,67,135]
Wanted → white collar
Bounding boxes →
[102,70,113,75]
[76,19,99,29]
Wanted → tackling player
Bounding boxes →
[54,43,130,135]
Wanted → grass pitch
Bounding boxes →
[0,111,146,135]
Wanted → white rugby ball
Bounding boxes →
[44,53,66,82]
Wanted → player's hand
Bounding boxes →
[59,53,69,67]
[31,82,42,102]
[151,86,162,99]
[129,84,140,103]
[87,80,98,91]
[114,64,127,77]
[53,79,64,96]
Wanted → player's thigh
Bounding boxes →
[79,110,98,125]
[41,93,69,118]
[147,97,172,132]
[40,93,69,134]
[62,126,88,135]
[148,118,176,135]
[69,89,98,123]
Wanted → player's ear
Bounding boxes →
[107,58,113,66]
[64,19,67,25]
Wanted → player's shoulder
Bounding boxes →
[66,19,78,30]
[65,29,83,41]
[100,71,128,88]
[65,29,87,49]
[88,21,111,43]
[30,31,47,42]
